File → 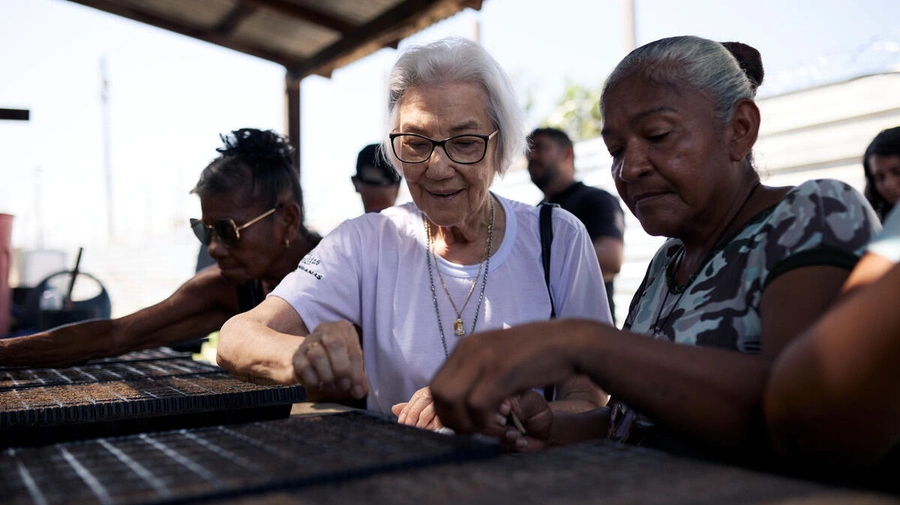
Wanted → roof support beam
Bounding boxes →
[67,0,298,66]
[286,0,483,81]
[213,3,258,36]
[241,0,357,34]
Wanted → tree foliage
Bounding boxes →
[539,78,604,142]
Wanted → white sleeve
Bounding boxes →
[269,219,366,330]
[550,209,613,324]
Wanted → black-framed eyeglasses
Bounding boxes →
[190,207,278,248]
[389,130,498,164]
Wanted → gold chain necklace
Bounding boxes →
[429,207,493,336]
[425,197,495,355]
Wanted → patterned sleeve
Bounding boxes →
[763,179,880,288]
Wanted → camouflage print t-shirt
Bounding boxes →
[623,179,880,353]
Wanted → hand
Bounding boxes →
[292,320,368,399]
[498,391,554,453]
[392,387,443,430]
[431,320,588,434]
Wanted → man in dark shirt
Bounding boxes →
[353,143,402,213]
[527,127,625,323]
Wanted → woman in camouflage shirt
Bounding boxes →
[430,36,880,456]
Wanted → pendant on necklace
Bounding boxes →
[454,318,465,336]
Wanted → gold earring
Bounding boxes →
[284,238,291,249]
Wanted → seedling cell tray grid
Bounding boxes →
[0,411,497,505]
[0,356,305,447]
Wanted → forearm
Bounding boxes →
[570,321,771,449]
[763,349,899,466]
[595,237,624,282]
[0,320,120,367]
[765,265,900,465]
[217,314,304,385]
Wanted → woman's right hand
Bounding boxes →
[292,320,368,399]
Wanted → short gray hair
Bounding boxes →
[600,35,763,125]
[384,37,526,175]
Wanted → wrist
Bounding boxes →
[567,319,602,376]
[548,407,611,446]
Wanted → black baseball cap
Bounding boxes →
[354,144,401,186]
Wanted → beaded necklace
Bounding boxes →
[424,197,495,357]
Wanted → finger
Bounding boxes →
[424,404,444,430]
[515,390,545,419]
[292,345,320,387]
[415,402,438,429]
[347,349,368,399]
[399,388,432,426]
[321,331,353,392]
[431,337,491,432]
[464,358,527,422]
[391,403,406,418]
[500,431,544,453]
[305,341,334,386]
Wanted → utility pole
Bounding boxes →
[100,57,114,241]
[622,0,636,55]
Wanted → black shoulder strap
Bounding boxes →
[539,203,557,402]
[540,203,556,318]
[237,279,263,312]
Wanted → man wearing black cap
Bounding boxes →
[353,143,402,213]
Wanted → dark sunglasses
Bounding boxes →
[190,207,278,248]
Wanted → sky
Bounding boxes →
[1,0,899,255]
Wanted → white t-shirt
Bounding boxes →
[271,193,611,413]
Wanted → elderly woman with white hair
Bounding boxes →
[217,37,611,437]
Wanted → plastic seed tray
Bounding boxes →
[0,358,220,390]
[0,411,497,505]
[86,348,196,364]
[215,438,900,505]
[0,348,196,373]
[0,356,306,447]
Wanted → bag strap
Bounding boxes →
[539,203,558,402]
[540,203,557,318]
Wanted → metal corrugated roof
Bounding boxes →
[66,0,484,82]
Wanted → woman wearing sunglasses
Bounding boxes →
[0,128,320,367]
[216,38,612,437]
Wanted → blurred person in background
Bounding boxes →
[352,143,403,213]
[527,127,625,324]
[862,126,900,223]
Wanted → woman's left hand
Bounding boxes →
[498,391,554,453]
[392,387,443,430]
